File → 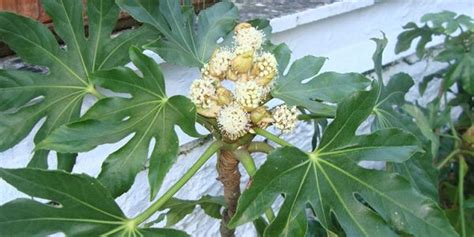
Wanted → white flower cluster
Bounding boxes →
[189,79,217,109]
[253,52,278,85]
[189,22,298,140]
[235,80,266,110]
[273,105,298,133]
[234,26,265,50]
[204,48,234,79]
[217,103,250,140]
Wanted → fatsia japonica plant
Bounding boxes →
[392,11,474,236]
[0,1,461,236]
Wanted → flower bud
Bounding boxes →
[462,126,474,146]
[234,22,252,33]
[216,87,233,106]
[197,101,220,118]
[250,106,274,128]
[226,69,239,81]
[231,47,254,74]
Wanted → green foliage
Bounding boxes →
[0,2,471,236]
[0,168,188,237]
[116,0,239,67]
[271,55,370,117]
[395,11,474,237]
[230,86,454,237]
[39,48,200,199]
[0,0,157,169]
[396,10,474,95]
[153,196,225,227]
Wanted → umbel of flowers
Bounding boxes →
[189,23,298,141]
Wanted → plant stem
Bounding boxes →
[218,149,241,237]
[247,142,274,154]
[254,128,292,147]
[233,149,275,222]
[436,149,460,169]
[133,140,222,224]
[458,155,466,237]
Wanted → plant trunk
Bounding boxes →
[217,149,241,237]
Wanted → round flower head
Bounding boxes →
[235,80,266,111]
[273,104,298,133]
[234,26,265,50]
[208,48,234,79]
[189,78,217,109]
[252,52,278,85]
[217,103,250,140]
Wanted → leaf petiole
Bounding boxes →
[232,149,275,222]
[459,155,467,237]
[133,140,223,225]
[436,149,460,169]
[247,142,274,154]
[254,128,293,147]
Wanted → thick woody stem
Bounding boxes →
[217,149,241,237]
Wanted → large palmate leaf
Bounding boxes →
[0,168,188,237]
[0,0,157,169]
[229,87,457,237]
[271,56,370,117]
[39,48,200,198]
[370,36,439,200]
[117,0,239,68]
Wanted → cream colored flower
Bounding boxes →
[234,26,265,50]
[235,80,266,111]
[273,104,298,133]
[217,103,250,140]
[189,78,217,109]
[252,52,278,85]
[208,48,234,79]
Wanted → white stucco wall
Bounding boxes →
[1,0,472,236]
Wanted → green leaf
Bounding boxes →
[370,34,388,83]
[0,0,158,168]
[421,11,473,34]
[253,216,268,237]
[0,168,188,237]
[395,22,434,58]
[448,51,474,95]
[117,0,239,67]
[370,36,439,201]
[323,128,423,163]
[387,151,439,201]
[267,42,292,75]
[39,48,200,198]
[230,87,456,237]
[157,196,225,227]
[271,56,370,117]
[403,104,440,157]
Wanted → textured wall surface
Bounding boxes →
[0,0,472,236]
